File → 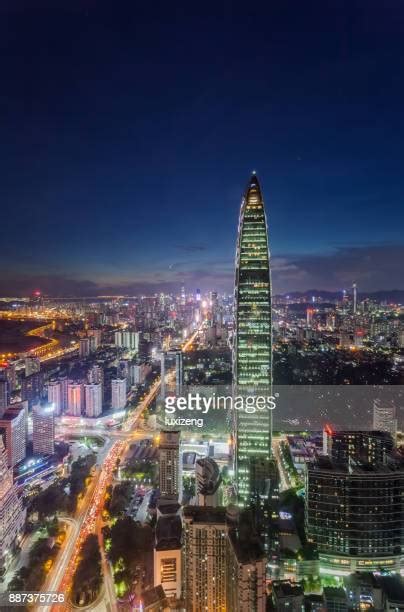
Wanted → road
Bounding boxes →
[37,325,202,611]
[0,529,43,593]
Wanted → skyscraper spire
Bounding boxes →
[233,173,272,506]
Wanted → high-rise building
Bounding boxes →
[88,364,104,385]
[305,450,404,574]
[227,517,267,612]
[130,363,151,386]
[118,360,130,385]
[352,282,357,314]
[183,506,266,612]
[160,352,166,400]
[84,383,103,418]
[59,376,70,413]
[0,403,27,467]
[323,429,394,465]
[0,379,9,415]
[47,380,62,416]
[123,330,139,351]
[79,337,90,358]
[114,330,139,351]
[0,436,26,567]
[153,514,182,600]
[21,371,44,407]
[158,430,180,498]
[67,382,83,417]
[175,350,183,395]
[114,330,122,347]
[233,172,272,506]
[111,378,127,410]
[0,361,17,393]
[32,403,55,456]
[87,328,102,350]
[373,399,397,439]
[183,506,228,611]
[195,457,221,507]
[25,356,41,377]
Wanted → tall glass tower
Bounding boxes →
[233,172,272,506]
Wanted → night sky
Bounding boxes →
[1,1,404,296]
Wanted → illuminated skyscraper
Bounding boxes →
[67,382,84,417]
[0,437,26,567]
[233,172,272,506]
[47,380,62,416]
[32,403,55,456]
[158,430,180,499]
[111,378,127,410]
[84,383,103,418]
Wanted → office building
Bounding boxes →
[67,382,84,417]
[324,429,394,465]
[84,383,103,418]
[233,173,272,506]
[32,403,55,456]
[159,430,180,498]
[0,437,26,568]
[183,506,266,612]
[305,452,404,574]
[111,378,127,410]
[47,380,62,416]
[373,398,397,439]
[0,402,27,467]
[153,514,182,600]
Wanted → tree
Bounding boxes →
[72,534,102,606]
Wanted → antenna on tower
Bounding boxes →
[352,282,357,314]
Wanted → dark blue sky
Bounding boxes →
[1,0,404,296]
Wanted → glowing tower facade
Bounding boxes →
[0,437,26,567]
[233,173,272,506]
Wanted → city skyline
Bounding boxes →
[2,3,404,609]
[1,2,404,296]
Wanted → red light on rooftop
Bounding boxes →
[324,424,333,436]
